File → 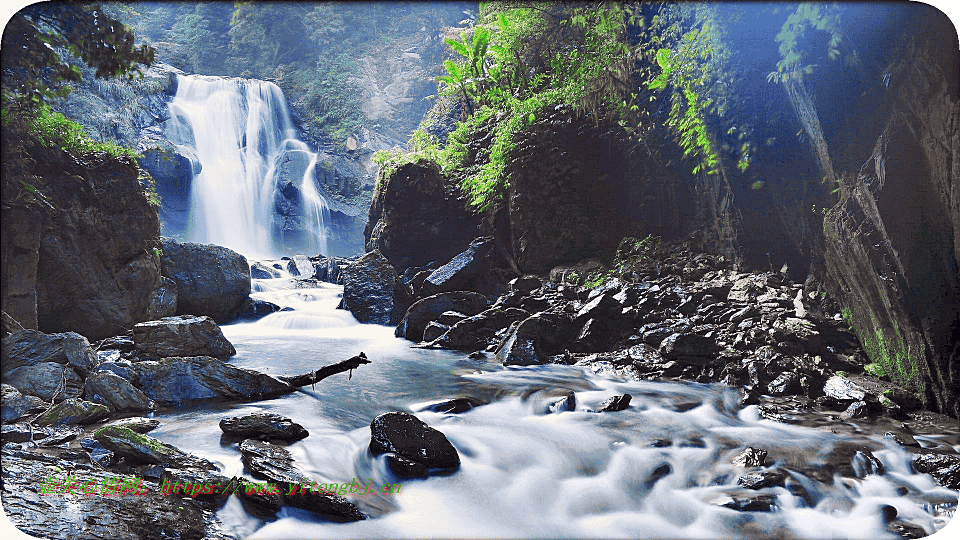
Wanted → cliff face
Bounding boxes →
[822,58,959,418]
[2,143,163,340]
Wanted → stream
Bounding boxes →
[146,271,958,539]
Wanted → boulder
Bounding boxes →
[94,425,217,470]
[145,276,178,320]
[84,371,155,412]
[431,307,529,351]
[160,237,251,322]
[250,262,279,279]
[132,356,291,405]
[597,394,632,412]
[4,361,83,402]
[364,160,481,273]
[0,384,46,422]
[421,397,487,414]
[340,250,413,325]
[219,413,309,442]
[34,398,110,427]
[237,297,282,320]
[420,237,502,297]
[912,452,960,489]
[133,315,236,358]
[104,416,161,434]
[2,329,98,377]
[658,333,720,363]
[495,313,573,366]
[369,412,460,473]
[394,291,489,342]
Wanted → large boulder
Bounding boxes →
[4,362,83,402]
[219,413,308,442]
[420,237,503,297]
[159,237,251,323]
[365,160,481,273]
[95,425,217,470]
[34,398,111,427]
[137,144,198,239]
[431,306,530,351]
[0,384,46,422]
[369,412,460,475]
[340,250,413,325]
[495,313,574,366]
[1,329,99,377]
[132,356,291,405]
[394,291,489,342]
[84,371,156,412]
[133,315,235,358]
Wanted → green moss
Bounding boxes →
[95,425,175,454]
[864,362,886,378]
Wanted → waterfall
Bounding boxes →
[166,75,331,258]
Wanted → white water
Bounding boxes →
[147,273,958,539]
[167,76,330,258]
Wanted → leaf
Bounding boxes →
[445,37,469,59]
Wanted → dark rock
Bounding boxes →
[369,411,460,471]
[236,478,283,519]
[2,329,99,377]
[394,291,488,342]
[575,291,622,321]
[80,437,115,467]
[84,371,155,412]
[422,397,487,414]
[597,394,632,412]
[384,453,428,478]
[1,424,76,444]
[104,417,160,434]
[4,361,83,402]
[341,250,413,325]
[365,160,481,274]
[420,237,501,297]
[159,468,233,509]
[219,413,309,442]
[509,275,541,294]
[146,276,178,320]
[422,322,450,342]
[160,237,251,322]
[767,371,802,396]
[732,447,768,468]
[432,307,529,351]
[912,452,960,489]
[496,313,573,366]
[641,326,674,346]
[95,425,217,470]
[887,520,928,539]
[132,356,291,405]
[883,431,921,448]
[133,315,235,358]
[95,335,137,353]
[238,297,282,320]
[570,317,626,352]
[715,493,777,512]
[250,262,279,279]
[1,384,46,422]
[658,333,719,362]
[737,470,787,490]
[546,392,576,413]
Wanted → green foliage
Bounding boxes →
[582,234,661,288]
[864,362,886,378]
[29,104,141,159]
[767,3,843,83]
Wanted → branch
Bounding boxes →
[278,352,371,388]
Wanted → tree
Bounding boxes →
[1,2,154,111]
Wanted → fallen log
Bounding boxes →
[279,352,371,389]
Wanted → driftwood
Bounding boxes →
[279,352,371,389]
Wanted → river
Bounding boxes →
[143,270,957,539]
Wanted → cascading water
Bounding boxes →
[166,75,331,258]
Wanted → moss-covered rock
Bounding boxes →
[35,398,110,427]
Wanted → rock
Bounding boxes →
[4,361,83,402]
[570,317,626,353]
[641,326,674,346]
[80,437,115,467]
[290,254,315,278]
[159,468,233,509]
[732,447,768,468]
[496,313,573,366]
[384,454,428,478]
[340,250,413,325]
[133,315,236,358]
[431,307,529,351]
[546,391,577,413]
[132,356,291,405]
[237,297,282,320]
[160,237,251,322]
[597,394,632,412]
[1,384,46,422]
[364,160,481,274]
[236,477,283,519]
[394,291,488,342]
[2,424,75,444]
[575,291,622,321]
[509,275,541,294]
[767,371,802,396]
[421,397,487,414]
[95,425,217,470]
[219,413,309,442]
[104,417,160,434]
[824,374,870,401]
[250,262,279,279]
[420,237,502,297]
[714,493,777,512]
[34,398,110,427]
[369,412,460,473]
[912,452,960,489]
[658,333,719,362]
[2,329,99,377]
[238,439,366,521]
[146,276,178,320]
[422,322,450,342]
[737,470,787,489]
[84,371,155,412]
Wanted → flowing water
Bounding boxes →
[147,272,958,539]
[166,76,330,258]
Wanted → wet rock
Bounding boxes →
[369,411,460,473]
[289,254,314,278]
[237,478,283,519]
[5,361,84,402]
[509,275,542,294]
[546,391,577,413]
[420,237,501,297]
[146,276,178,320]
[737,470,787,489]
[767,371,802,396]
[83,371,155,412]
[341,250,413,325]
[883,431,921,448]
[886,520,928,539]
[159,468,232,509]
[95,425,217,470]
[219,412,309,442]
[394,291,488,342]
[133,315,235,358]
[160,237,251,322]
[912,452,960,489]
[33,398,110,427]
[570,317,626,353]
[251,262,279,279]
[575,291,622,321]
[658,333,719,363]
[421,397,487,414]
[432,307,529,351]
[80,437,115,467]
[496,313,572,366]
[732,447,768,468]
[597,394,632,412]
[2,329,99,377]
[384,453,429,478]
[422,322,449,342]
[237,297,282,321]
[841,400,874,419]
[104,417,160,434]
[132,356,291,405]
[1,383,47,422]
[715,492,777,512]
[641,326,674,346]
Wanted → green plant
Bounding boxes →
[30,104,141,159]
